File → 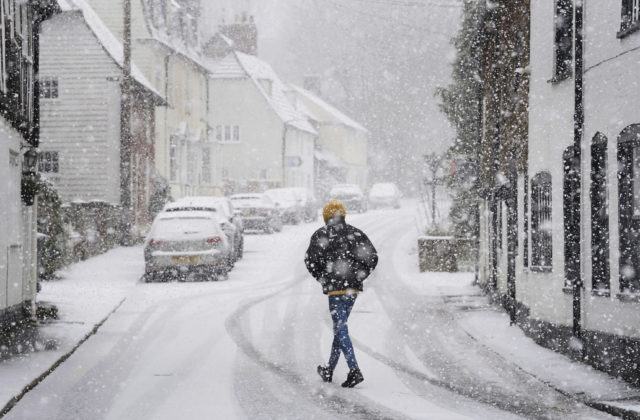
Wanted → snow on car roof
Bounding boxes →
[370,183,397,193]
[157,210,219,220]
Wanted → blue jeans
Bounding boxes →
[328,294,359,371]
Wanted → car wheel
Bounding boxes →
[264,223,274,234]
[144,271,155,283]
[237,237,244,259]
[216,266,229,281]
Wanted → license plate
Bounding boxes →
[172,256,199,264]
[244,210,252,216]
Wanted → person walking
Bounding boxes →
[304,199,378,388]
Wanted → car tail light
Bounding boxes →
[148,238,165,246]
[205,236,222,244]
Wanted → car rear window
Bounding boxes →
[154,217,215,236]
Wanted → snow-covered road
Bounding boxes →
[3,205,634,419]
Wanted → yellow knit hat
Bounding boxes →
[323,199,346,223]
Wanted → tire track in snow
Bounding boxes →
[361,213,612,419]
[225,285,409,420]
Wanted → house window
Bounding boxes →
[40,76,58,99]
[202,147,211,184]
[531,172,552,270]
[38,151,58,173]
[591,133,610,293]
[169,135,178,181]
[216,125,222,141]
[260,169,267,179]
[233,125,240,142]
[617,125,640,293]
[620,0,640,35]
[224,125,230,142]
[553,0,573,81]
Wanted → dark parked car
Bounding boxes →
[329,184,367,213]
[290,188,318,222]
[230,193,283,233]
[264,188,305,224]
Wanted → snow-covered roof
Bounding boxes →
[57,0,164,104]
[137,0,209,72]
[290,85,367,133]
[208,52,317,135]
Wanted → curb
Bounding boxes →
[0,298,126,418]
[586,402,640,420]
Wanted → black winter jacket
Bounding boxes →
[304,217,378,294]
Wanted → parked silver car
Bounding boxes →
[144,211,231,282]
[230,193,283,233]
[329,184,367,213]
[368,182,402,209]
[163,196,244,264]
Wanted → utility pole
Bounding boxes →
[571,0,585,341]
[120,0,132,245]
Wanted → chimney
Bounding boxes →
[219,11,258,55]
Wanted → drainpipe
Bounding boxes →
[282,124,288,187]
[572,0,585,340]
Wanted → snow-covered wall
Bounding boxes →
[39,12,122,204]
[0,118,30,313]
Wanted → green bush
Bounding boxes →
[37,178,67,280]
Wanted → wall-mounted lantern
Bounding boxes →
[21,148,39,206]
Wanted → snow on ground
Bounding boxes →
[1,201,638,419]
[391,224,640,408]
[0,246,144,408]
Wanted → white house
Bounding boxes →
[477,0,640,385]
[290,85,369,197]
[0,0,58,328]
[83,0,215,199]
[39,0,164,235]
[206,51,317,194]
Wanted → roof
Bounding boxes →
[208,52,317,135]
[57,0,165,105]
[290,85,367,133]
[137,0,210,72]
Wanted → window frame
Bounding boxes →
[619,0,640,38]
[38,150,58,173]
[531,171,553,272]
[39,75,58,99]
[550,0,573,83]
[590,133,611,295]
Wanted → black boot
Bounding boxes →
[341,368,364,388]
[317,365,333,383]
